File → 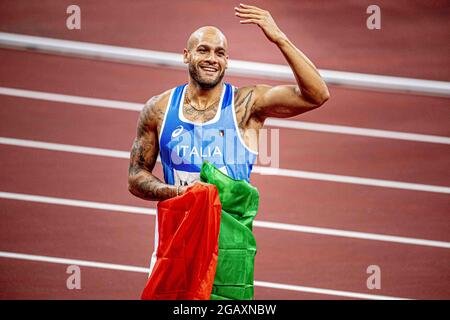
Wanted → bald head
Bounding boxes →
[186,26,228,51]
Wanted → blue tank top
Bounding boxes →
[158,83,257,186]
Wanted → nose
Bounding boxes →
[204,51,218,64]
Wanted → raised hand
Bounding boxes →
[234,3,286,44]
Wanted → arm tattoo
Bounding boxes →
[133,173,176,201]
[234,88,254,127]
[128,97,177,201]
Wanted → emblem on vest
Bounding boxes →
[171,125,184,138]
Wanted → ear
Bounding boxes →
[224,54,229,69]
[183,48,189,64]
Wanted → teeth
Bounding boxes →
[202,67,217,72]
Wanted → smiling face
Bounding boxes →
[184,26,229,89]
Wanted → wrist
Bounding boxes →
[173,185,180,197]
[175,185,188,197]
[273,33,289,46]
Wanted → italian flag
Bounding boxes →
[141,162,258,300]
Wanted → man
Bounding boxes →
[128,4,329,274]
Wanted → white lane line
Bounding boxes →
[253,280,409,300]
[0,32,449,97]
[1,137,450,194]
[0,136,130,159]
[0,87,141,111]
[254,220,450,249]
[265,118,450,145]
[0,251,410,300]
[0,191,154,215]
[253,166,450,194]
[1,191,449,249]
[0,251,148,273]
[1,86,450,145]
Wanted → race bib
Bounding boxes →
[173,167,229,186]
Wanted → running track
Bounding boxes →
[0,1,449,300]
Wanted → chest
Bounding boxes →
[182,102,222,124]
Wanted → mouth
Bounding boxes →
[199,65,219,75]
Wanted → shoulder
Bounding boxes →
[233,84,271,105]
[233,84,270,127]
[139,89,173,128]
[143,88,172,115]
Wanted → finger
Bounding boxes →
[235,12,261,20]
[234,6,261,14]
[239,19,260,25]
[239,3,264,11]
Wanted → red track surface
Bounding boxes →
[0,1,449,300]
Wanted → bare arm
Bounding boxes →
[127,96,179,201]
[235,4,330,120]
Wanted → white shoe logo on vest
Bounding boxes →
[171,125,184,138]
